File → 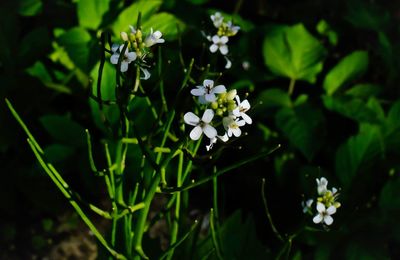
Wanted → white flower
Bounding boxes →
[316,177,329,195]
[313,202,336,225]
[206,133,229,151]
[226,21,240,36]
[223,116,245,137]
[302,199,314,213]
[210,12,224,28]
[233,95,252,124]
[144,28,165,47]
[184,109,217,140]
[209,35,229,55]
[110,44,137,72]
[190,79,226,104]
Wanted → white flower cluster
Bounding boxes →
[302,177,341,226]
[184,79,252,151]
[110,26,165,78]
[207,12,240,69]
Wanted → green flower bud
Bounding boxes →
[211,102,218,109]
[226,89,237,100]
[216,109,223,116]
[129,33,136,42]
[120,32,128,42]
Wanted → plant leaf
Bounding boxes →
[77,0,111,30]
[323,51,369,95]
[142,12,186,40]
[262,24,326,83]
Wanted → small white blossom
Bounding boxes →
[233,95,252,124]
[226,21,240,36]
[110,44,137,72]
[313,202,336,225]
[242,61,250,70]
[223,116,245,137]
[144,28,165,47]
[210,12,224,28]
[316,177,328,195]
[209,35,229,55]
[206,133,229,151]
[190,79,226,104]
[184,109,217,140]
[302,199,314,213]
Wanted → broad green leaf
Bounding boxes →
[18,27,50,66]
[379,178,400,211]
[323,51,368,95]
[322,95,380,124]
[18,0,42,16]
[257,88,292,108]
[346,240,390,260]
[346,2,389,31]
[111,0,162,36]
[39,115,86,147]
[262,24,326,83]
[186,0,209,5]
[387,101,400,128]
[335,125,381,186]
[26,61,52,82]
[345,83,381,99]
[275,105,325,161]
[44,144,75,163]
[57,27,97,73]
[77,0,111,30]
[142,12,186,40]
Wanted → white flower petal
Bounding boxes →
[140,67,151,80]
[120,61,129,72]
[236,120,246,127]
[201,109,214,123]
[313,214,323,224]
[232,108,240,117]
[220,36,229,44]
[205,93,216,102]
[209,44,218,53]
[110,54,119,64]
[156,38,165,44]
[323,215,334,225]
[232,127,241,137]
[184,112,200,126]
[224,56,232,69]
[212,85,226,94]
[198,96,207,104]
[190,88,206,96]
[203,79,214,88]
[316,202,325,213]
[218,133,229,142]
[326,206,337,215]
[126,52,137,62]
[203,124,217,139]
[241,100,251,110]
[211,35,220,43]
[129,25,136,34]
[190,126,203,140]
[241,113,252,124]
[111,43,119,53]
[219,45,228,55]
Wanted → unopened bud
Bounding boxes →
[211,102,218,109]
[136,30,143,42]
[216,109,223,116]
[226,89,237,100]
[120,32,129,42]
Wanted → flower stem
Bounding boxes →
[261,178,284,242]
[288,78,296,96]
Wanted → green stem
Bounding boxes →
[166,152,183,260]
[27,139,126,259]
[261,178,284,242]
[288,78,296,96]
[158,46,168,112]
[212,166,219,226]
[210,208,223,260]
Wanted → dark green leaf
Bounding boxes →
[276,105,325,160]
[43,144,75,163]
[322,95,380,123]
[18,0,42,16]
[335,124,381,186]
[323,51,369,95]
[379,178,400,211]
[345,83,381,99]
[257,88,292,108]
[39,115,86,147]
[262,24,326,83]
